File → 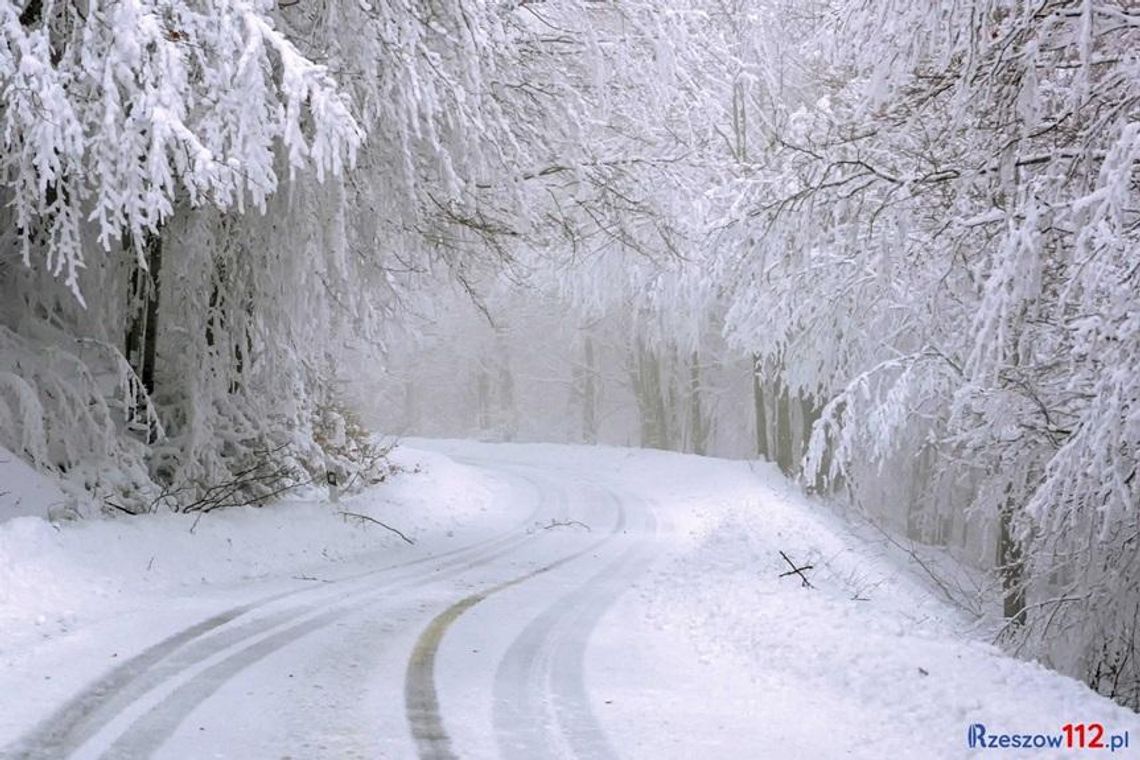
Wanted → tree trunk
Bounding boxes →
[402,379,418,431]
[476,363,491,432]
[905,446,936,542]
[752,355,769,460]
[140,233,162,397]
[498,359,516,441]
[999,303,1030,625]
[688,350,706,455]
[800,393,819,460]
[633,339,669,450]
[124,230,162,441]
[776,381,794,475]
[582,336,597,444]
[19,0,42,27]
[998,493,1027,626]
[801,392,830,491]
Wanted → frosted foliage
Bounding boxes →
[700,0,1139,705]
[0,0,361,300]
[0,325,154,507]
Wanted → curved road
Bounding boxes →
[2,452,659,760]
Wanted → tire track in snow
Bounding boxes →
[404,488,632,760]
[0,601,284,760]
[95,516,563,760]
[3,468,551,760]
[492,496,656,760]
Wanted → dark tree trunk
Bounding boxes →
[124,230,162,442]
[19,0,42,27]
[140,233,162,396]
[126,275,145,374]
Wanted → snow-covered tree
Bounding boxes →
[706,0,1139,706]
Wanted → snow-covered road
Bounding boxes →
[1,441,1136,759]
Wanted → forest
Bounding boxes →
[1,0,1137,711]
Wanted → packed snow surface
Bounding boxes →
[0,440,1135,759]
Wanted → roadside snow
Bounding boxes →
[0,445,70,522]
[409,440,1138,756]
[0,446,498,655]
[1,439,1135,759]
[573,448,1140,759]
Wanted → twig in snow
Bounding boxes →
[778,550,815,588]
[864,519,978,614]
[842,567,883,602]
[293,574,333,583]
[104,499,140,516]
[337,511,415,545]
[541,518,591,532]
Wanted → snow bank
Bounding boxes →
[0,445,70,521]
[546,445,1140,758]
[0,445,497,653]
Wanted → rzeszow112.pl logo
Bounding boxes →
[968,723,1131,752]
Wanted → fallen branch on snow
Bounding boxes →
[337,511,415,545]
[778,550,815,588]
[864,519,981,615]
[541,518,591,532]
[293,574,334,583]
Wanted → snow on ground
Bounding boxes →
[0,445,499,655]
[1,439,1136,759]
[0,445,70,522]
[414,442,1135,756]
[572,447,1140,759]
[411,440,1138,757]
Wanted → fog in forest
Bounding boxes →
[2,0,1137,742]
